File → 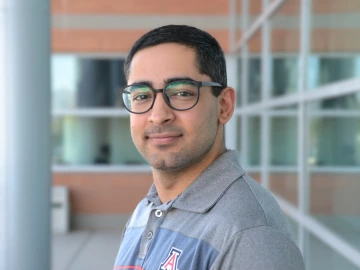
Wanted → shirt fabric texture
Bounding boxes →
[114,150,305,270]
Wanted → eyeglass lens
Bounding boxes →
[122,80,199,113]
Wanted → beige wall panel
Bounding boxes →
[311,29,360,53]
[53,172,153,214]
[246,29,360,54]
[250,0,360,15]
[271,29,299,53]
[52,29,148,53]
[53,172,360,216]
[313,0,360,14]
[245,173,360,216]
[52,0,229,15]
[52,29,230,53]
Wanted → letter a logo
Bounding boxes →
[159,247,182,270]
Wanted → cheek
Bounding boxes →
[182,105,218,135]
[130,116,143,140]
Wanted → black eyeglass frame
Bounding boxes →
[122,80,223,114]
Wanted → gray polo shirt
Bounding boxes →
[114,150,305,269]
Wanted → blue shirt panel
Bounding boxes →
[115,227,219,270]
[114,227,144,267]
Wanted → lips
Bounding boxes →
[146,133,182,145]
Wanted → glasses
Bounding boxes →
[122,80,223,114]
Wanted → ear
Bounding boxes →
[218,87,236,124]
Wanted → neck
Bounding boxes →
[152,145,226,203]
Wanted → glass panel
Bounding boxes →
[270,116,298,166]
[308,56,360,89]
[248,115,261,166]
[271,57,299,97]
[310,117,360,166]
[306,230,359,270]
[309,173,360,253]
[247,56,261,103]
[308,93,360,167]
[238,29,261,106]
[269,115,298,206]
[270,0,300,97]
[308,94,360,254]
[308,92,360,111]
[238,29,263,105]
[52,55,126,109]
[309,1,360,89]
[52,117,146,166]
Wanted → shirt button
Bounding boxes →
[155,210,163,217]
[147,231,153,240]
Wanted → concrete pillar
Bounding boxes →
[0,0,51,269]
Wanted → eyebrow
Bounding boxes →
[164,76,195,85]
[130,76,196,88]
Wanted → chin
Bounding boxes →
[146,152,184,171]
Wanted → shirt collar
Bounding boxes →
[146,150,245,213]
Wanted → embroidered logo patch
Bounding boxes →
[159,247,182,270]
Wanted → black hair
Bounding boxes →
[124,25,227,97]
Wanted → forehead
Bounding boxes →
[128,43,205,85]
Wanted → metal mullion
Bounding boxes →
[245,109,360,118]
[310,166,360,174]
[234,77,360,114]
[235,0,287,51]
[298,0,312,256]
[241,0,249,107]
[261,0,271,189]
[309,110,360,118]
[52,108,130,117]
[240,0,249,167]
[54,52,128,59]
[52,164,152,173]
[244,165,360,174]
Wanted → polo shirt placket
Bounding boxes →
[139,200,175,261]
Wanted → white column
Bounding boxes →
[225,0,238,151]
[225,55,238,150]
[0,0,51,269]
[0,2,6,269]
[298,0,311,257]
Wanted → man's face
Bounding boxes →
[128,43,221,172]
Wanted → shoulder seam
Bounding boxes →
[241,175,270,226]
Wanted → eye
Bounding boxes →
[133,94,151,101]
[128,85,153,102]
[166,81,197,98]
[174,91,194,97]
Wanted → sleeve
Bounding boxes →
[211,226,305,270]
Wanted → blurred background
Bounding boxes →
[1,0,360,269]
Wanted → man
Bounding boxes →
[114,25,305,270]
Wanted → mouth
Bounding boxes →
[146,133,183,145]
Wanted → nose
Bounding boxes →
[147,92,175,125]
